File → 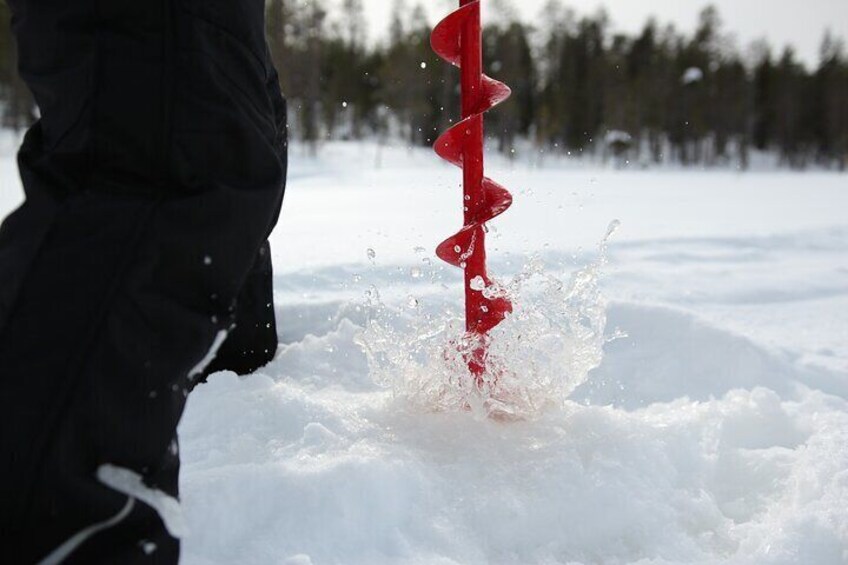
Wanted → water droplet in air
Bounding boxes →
[407,296,419,309]
[469,276,486,291]
[366,248,376,261]
[605,219,621,240]
[410,267,423,279]
[203,256,212,266]
[454,245,462,254]
[365,285,381,302]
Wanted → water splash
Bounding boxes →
[356,221,620,420]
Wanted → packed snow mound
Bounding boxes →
[178,303,848,565]
[576,303,848,407]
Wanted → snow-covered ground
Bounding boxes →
[2,136,847,564]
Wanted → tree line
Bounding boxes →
[2,1,847,169]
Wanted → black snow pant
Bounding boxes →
[0,1,286,562]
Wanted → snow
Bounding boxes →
[1,135,847,563]
[97,464,187,538]
[682,67,705,85]
[188,329,230,381]
[605,130,633,146]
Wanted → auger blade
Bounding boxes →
[431,0,514,379]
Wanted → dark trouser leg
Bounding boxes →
[0,0,286,559]
[200,241,278,381]
[0,192,280,562]
[0,184,283,565]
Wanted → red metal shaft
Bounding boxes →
[459,1,486,336]
[432,0,513,380]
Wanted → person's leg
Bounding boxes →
[0,1,286,561]
[200,241,279,381]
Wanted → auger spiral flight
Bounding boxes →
[431,0,514,380]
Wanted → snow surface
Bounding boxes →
[2,135,847,564]
[682,68,704,85]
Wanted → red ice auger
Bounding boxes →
[432,0,513,380]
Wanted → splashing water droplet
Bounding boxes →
[410,267,423,279]
[469,276,486,291]
[357,226,618,419]
[366,248,376,262]
[605,220,621,241]
[364,285,381,305]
